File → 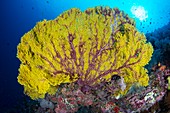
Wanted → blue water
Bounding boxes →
[0,0,170,112]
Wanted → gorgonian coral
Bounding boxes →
[17,6,153,99]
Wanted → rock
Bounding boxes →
[39,99,54,109]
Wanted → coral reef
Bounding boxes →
[17,6,153,100]
[118,64,170,112]
[34,64,170,113]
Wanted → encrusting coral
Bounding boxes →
[17,6,153,100]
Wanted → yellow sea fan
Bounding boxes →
[17,6,153,99]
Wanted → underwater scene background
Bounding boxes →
[0,0,170,113]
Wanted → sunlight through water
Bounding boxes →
[131,5,148,21]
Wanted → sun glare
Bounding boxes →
[131,5,148,21]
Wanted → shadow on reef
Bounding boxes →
[4,96,39,113]
[141,90,170,113]
[146,21,170,68]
